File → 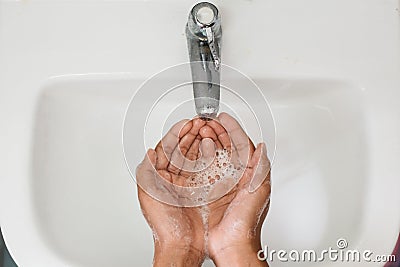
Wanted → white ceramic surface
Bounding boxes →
[0,1,399,266]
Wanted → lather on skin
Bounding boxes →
[136,113,271,267]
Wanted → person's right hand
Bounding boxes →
[136,118,208,266]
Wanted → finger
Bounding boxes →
[192,117,207,132]
[178,118,205,155]
[199,138,216,165]
[199,125,222,149]
[167,149,186,175]
[248,143,271,193]
[180,137,201,176]
[167,118,206,174]
[186,135,201,161]
[179,120,193,138]
[218,112,254,166]
[207,119,232,150]
[155,119,189,170]
[136,149,158,192]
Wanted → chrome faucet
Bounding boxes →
[186,2,222,119]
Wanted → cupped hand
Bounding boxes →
[136,118,208,266]
[203,113,271,266]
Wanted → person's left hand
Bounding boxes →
[204,113,271,267]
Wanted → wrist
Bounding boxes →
[210,242,268,267]
[153,242,204,267]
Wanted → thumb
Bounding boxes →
[136,149,157,177]
[248,143,271,193]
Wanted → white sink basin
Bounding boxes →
[30,75,365,267]
[1,1,399,267]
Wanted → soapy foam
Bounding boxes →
[187,149,244,203]
[199,205,210,256]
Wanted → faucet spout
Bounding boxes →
[186,2,222,119]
